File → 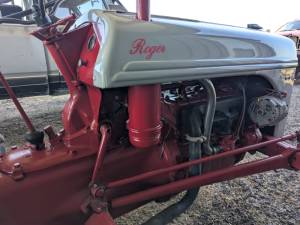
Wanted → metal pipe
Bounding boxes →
[200,79,216,155]
[136,0,150,21]
[90,125,110,185]
[127,84,162,148]
[107,132,298,189]
[128,0,162,149]
[0,72,35,133]
[111,151,292,208]
[234,82,246,138]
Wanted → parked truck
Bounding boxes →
[0,0,126,97]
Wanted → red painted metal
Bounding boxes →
[291,151,300,170]
[91,125,110,184]
[107,132,298,189]
[219,135,236,152]
[85,212,116,225]
[0,139,178,224]
[128,0,162,149]
[87,87,102,133]
[46,43,77,94]
[32,18,91,95]
[33,20,102,142]
[0,1,299,224]
[0,72,35,133]
[78,26,101,86]
[242,126,263,146]
[136,0,150,21]
[128,84,162,148]
[111,146,297,208]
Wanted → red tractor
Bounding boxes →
[0,1,299,224]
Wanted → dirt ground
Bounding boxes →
[0,86,299,225]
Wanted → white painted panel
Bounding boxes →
[0,24,47,76]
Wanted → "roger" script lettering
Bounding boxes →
[129,38,166,60]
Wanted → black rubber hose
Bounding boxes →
[143,107,202,225]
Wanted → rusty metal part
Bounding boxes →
[11,163,24,181]
[44,125,62,147]
[243,126,263,147]
[81,184,108,215]
[219,135,237,152]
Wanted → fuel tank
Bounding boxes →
[77,10,298,88]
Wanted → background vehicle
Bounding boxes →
[0,0,64,98]
[277,20,300,79]
[0,0,127,98]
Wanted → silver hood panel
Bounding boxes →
[80,10,298,88]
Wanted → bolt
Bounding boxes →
[69,150,78,156]
[11,146,18,150]
[13,163,21,169]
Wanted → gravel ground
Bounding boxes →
[0,87,299,225]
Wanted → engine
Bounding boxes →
[99,77,289,165]
[161,80,244,146]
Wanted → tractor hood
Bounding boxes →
[78,10,298,88]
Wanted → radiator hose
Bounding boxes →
[143,107,203,225]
